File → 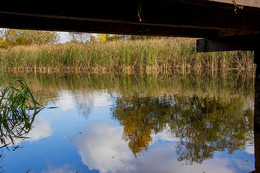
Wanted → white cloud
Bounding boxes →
[41,164,76,173]
[244,140,255,155]
[151,124,181,143]
[27,116,53,142]
[74,124,135,173]
[6,116,53,146]
[57,32,71,43]
[56,91,75,111]
[245,145,255,154]
[92,91,112,108]
[74,123,250,173]
[56,90,112,112]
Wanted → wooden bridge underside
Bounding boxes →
[0,1,259,39]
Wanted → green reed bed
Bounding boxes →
[0,38,255,72]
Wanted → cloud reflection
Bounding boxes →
[7,116,53,146]
[27,117,53,142]
[75,124,134,173]
[56,91,112,119]
[41,164,76,173]
[74,123,248,173]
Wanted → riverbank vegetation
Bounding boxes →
[0,30,255,73]
[0,38,254,73]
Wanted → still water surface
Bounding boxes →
[0,73,255,173]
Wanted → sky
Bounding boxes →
[58,32,71,43]
[57,31,97,43]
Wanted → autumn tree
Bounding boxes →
[96,34,120,42]
[112,96,174,157]
[1,29,59,46]
[0,36,8,48]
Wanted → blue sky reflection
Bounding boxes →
[1,89,255,173]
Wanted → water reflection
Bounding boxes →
[0,72,256,172]
[75,123,254,173]
[0,77,45,148]
[0,77,46,172]
[112,94,254,164]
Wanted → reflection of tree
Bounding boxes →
[170,96,253,164]
[73,91,94,119]
[112,96,173,157]
[112,94,254,163]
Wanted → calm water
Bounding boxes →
[0,73,256,173]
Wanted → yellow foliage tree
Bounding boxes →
[0,37,8,48]
[1,29,59,46]
[96,34,120,42]
[96,34,108,42]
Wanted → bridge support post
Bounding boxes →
[196,37,260,173]
[255,48,260,130]
[254,47,260,173]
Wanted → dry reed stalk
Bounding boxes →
[0,38,254,73]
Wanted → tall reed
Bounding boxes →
[0,38,254,73]
[0,75,44,148]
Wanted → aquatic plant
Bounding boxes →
[0,74,44,148]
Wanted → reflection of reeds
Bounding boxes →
[0,38,254,73]
[3,72,254,108]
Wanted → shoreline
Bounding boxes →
[1,66,256,75]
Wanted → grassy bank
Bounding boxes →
[0,38,254,73]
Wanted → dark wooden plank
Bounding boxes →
[210,0,260,8]
[0,0,260,35]
[196,35,259,52]
[0,13,219,38]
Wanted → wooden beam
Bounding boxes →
[210,0,260,8]
[0,13,220,38]
[196,35,259,52]
[0,0,259,37]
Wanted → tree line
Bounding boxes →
[0,29,59,47]
[0,29,164,48]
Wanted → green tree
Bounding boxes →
[1,29,59,46]
[112,94,254,163]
